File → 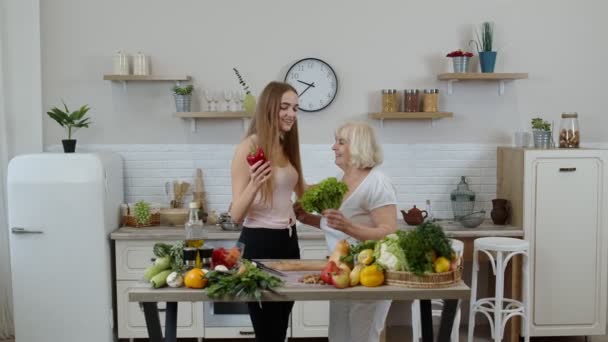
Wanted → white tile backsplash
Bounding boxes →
[46,143,501,218]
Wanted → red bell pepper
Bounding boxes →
[246,146,267,166]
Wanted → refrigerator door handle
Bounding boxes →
[11,227,44,234]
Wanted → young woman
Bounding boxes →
[295,121,398,342]
[230,81,305,342]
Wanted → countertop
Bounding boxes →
[110,219,523,241]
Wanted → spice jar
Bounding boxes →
[391,89,399,112]
[422,89,437,112]
[404,89,419,112]
[559,112,580,148]
[381,89,390,112]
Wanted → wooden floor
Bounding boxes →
[0,331,593,341]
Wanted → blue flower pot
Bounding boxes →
[479,51,497,73]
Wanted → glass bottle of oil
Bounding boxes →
[185,202,205,267]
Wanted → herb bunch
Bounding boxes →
[401,222,453,276]
[205,260,283,303]
[232,68,251,95]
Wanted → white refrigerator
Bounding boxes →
[7,153,124,342]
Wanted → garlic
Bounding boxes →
[166,271,183,288]
[214,265,229,272]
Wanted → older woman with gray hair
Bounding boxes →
[295,121,397,342]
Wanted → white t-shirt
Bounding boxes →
[320,168,397,252]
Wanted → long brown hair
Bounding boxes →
[246,81,305,204]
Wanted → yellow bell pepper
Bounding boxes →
[357,249,375,265]
[360,264,385,287]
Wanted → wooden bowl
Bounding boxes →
[160,208,189,226]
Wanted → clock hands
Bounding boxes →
[297,80,315,87]
[298,81,315,98]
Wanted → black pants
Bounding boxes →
[238,226,300,342]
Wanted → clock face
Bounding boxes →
[284,58,338,112]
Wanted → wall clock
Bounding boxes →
[284,57,338,112]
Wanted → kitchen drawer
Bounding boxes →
[115,240,180,280]
[116,281,204,338]
[204,327,256,339]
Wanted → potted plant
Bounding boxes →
[531,117,552,148]
[233,67,256,115]
[172,84,194,112]
[470,21,497,73]
[446,50,474,73]
[46,101,91,153]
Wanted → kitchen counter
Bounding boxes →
[109,219,522,240]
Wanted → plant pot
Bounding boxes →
[479,51,497,73]
[533,130,552,149]
[62,139,76,153]
[451,56,470,73]
[174,94,192,112]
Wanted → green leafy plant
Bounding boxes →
[232,67,252,95]
[133,200,151,225]
[205,259,283,304]
[400,222,453,276]
[470,21,495,52]
[153,242,187,273]
[531,118,551,131]
[172,85,194,95]
[46,101,91,140]
[299,177,348,214]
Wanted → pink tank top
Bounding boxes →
[243,163,298,229]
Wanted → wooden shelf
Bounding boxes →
[437,73,528,81]
[437,73,528,95]
[103,75,191,81]
[369,112,453,120]
[175,111,252,119]
[175,112,252,132]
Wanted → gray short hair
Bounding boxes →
[335,122,383,168]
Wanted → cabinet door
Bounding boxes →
[533,158,605,334]
[116,240,179,281]
[291,240,330,337]
[116,281,204,338]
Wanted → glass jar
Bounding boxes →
[391,89,399,112]
[422,89,434,112]
[559,112,580,148]
[381,89,390,112]
[404,89,419,112]
[450,176,476,220]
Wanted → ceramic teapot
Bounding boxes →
[401,205,428,226]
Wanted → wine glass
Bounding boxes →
[203,89,215,111]
[233,90,243,111]
[223,90,233,112]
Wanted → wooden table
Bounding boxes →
[129,281,471,342]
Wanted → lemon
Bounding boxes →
[433,257,451,273]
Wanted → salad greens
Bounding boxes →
[299,177,348,214]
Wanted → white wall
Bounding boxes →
[40,0,608,146]
[2,0,43,158]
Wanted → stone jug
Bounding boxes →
[491,199,510,225]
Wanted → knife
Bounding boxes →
[252,260,286,277]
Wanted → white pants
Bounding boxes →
[328,300,392,342]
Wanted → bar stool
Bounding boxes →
[411,238,464,342]
[467,237,530,342]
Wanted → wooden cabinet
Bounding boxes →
[114,240,205,339]
[497,147,608,337]
[291,240,331,338]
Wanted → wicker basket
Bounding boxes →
[121,204,161,228]
[385,267,463,289]
[122,213,161,227]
